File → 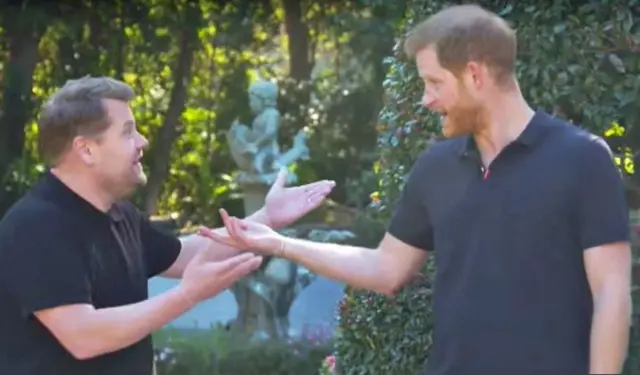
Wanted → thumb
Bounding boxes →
[271,168,288,190]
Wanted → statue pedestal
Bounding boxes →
[231,180,278,338]
[240,183,269,216]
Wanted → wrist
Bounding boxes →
[248,207,274,228]
[174,285,197,309]
[272,235,289,258]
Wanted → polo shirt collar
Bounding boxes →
[458,109,549,157]
[40,171,124,223]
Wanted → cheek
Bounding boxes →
[100,139,134,164]
[440,96,458,112]
[437,85,458,108]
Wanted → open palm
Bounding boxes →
[263,168,335,229]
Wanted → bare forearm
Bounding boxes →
[75,287,192,359]
[589,290,631,374]
[281,237,391,294]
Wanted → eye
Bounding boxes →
[424,77,442,88]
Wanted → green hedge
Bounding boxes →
[330,0,640,374]
[334,266,435,375]
[153,326,332,375]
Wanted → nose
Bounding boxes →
[135,131,149,149]
[422,90,436,109]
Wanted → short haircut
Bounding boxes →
[37,76,135,165]
[404,4,517,84]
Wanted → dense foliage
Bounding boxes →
[332,1,640,374]
[154,327,332,375]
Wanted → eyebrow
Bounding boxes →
[424,75,443,83]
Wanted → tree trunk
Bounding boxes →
[282,0,313,81]
[143,5,201,216]
[0,8,48,215]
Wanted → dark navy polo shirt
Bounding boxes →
[0,172,182,375]
[388,110,630,374]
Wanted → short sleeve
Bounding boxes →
[387,157,434,251]
[0,207,92,316]
[138,214,182,278]
[575,136,630,250]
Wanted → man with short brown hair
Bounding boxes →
[37,76,136,166]
[0,76,335,375]
[404,4,517,88]
[203,5,632,374]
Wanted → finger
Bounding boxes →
[199,229,237,247]
[267,168,287,195]
[274,168,288,188]
[219,209,240,238]
[301,180,336,193]
[230,217,250,241]
[196,222,236,247]
[306,190,330,208]
[223,255,264,280]
[226,215,245,240]
[216,253,258,272]
[219,208,232,227]
[197,226,216,239]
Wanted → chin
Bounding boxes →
[116,175,146,199]
[442,123,470,138]
[135,173,148,186]
[442,125,455,138]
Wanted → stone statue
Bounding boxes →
[224,80,359,340]
[225,79,315,339]
[227,80,309,186]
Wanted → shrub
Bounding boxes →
[331,1,640,374]
[334,271,435,375]
[154,326,331,375]
[215,339,330,375]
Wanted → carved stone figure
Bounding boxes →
[226,80,309,186]
[224,80,312,339]
[225,80,358,340]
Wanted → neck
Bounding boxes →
[473,88,535,165]
[50,166,115,212]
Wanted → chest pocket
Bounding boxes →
[83,220,147,308]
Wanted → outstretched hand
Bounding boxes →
[180,251,262,304]
[199,208,283,255]
[262,168,335,229]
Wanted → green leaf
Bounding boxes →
[608,53,626,74]
[553,23,566,34]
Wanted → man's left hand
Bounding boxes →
[257,168,335,229]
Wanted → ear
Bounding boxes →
[71,136,95,166]
[464,61,484,90]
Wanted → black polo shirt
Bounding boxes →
[0,172,182,375]
[388,110,630,374]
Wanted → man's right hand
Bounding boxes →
[179,250,262,304]
[198,208,284,256]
